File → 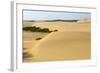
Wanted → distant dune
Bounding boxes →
[32,21,90,32]
[77,19,91,23]
[23,21,33,27]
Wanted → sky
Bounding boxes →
[23,10,91,20]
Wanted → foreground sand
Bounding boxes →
[23,31,48,62]
[23,21,91,62]
[33,31,90,61]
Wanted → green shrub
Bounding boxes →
[23,51,32,58]
[23,26,51,33]
[54,29,58,32]
[23,48,27,50]
[36,37,42,40]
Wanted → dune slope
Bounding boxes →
[33,31,91,61]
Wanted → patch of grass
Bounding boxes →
[23,51,33,58]
[54,29,58,32]
[23,26,51,33]
[36,37,42,40]
[23,48,27,50]
[23,48,32,58]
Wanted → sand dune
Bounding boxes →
[23,31,49,61]
[32,31,90,61]
[23,20,91,62]
[32,22,90,32]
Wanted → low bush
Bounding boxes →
[23,26,51,33]
[36,37,42,40]
[54,29,58,32]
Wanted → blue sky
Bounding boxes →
[23,10,91,20]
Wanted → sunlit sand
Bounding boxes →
[23,20,91,62]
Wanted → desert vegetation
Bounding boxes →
[23,47,33,62]
[36,37,42,40]
[54,29,58,32]
[23,51,33,58]
[23,26,52,33]
[23,26,59,33]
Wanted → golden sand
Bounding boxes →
[23,21,91,62]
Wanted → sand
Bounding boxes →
[32,21,90,31]
[33,31,90,61]
[23,31,48,62]
[23,20,91,62]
